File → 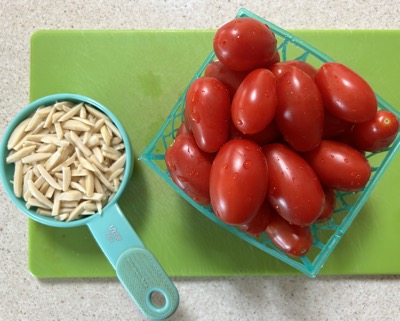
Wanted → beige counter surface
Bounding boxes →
[1,1,399,320]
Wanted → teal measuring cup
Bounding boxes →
[0,94,179,320]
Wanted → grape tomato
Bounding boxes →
[186,77,231,153]
[213,18,277,71]
[210,139,268,225]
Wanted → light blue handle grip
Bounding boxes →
[87,204,179,320]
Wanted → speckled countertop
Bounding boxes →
[1,1,400,320]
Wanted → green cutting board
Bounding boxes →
[29,30,400,278]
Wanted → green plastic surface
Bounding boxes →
[29,30,400,278]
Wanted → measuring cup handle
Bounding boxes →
[117,248,179,320]
[87,203,179,320]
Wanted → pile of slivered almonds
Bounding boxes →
[6,101,126,222]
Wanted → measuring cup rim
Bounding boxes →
[0,93,133,228]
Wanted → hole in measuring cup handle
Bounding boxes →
[146,288,170,312]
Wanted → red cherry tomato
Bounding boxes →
[302,140,371,192]
[265,209,313,257]
[316,187,336,223]
[231,68,277,135]
[186,77,231,153]
[204,60,249,98]
[315,62,377,123]
[165,134,215,205]
[213,18,277,71]
[210,139,268,225]
[262,143,325,226]
[240,199,273,237]
[269,60,317,80]
[352,110,399,152]
[275,67,324,152]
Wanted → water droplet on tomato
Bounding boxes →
[344,158,349,163]
[243,160,251,169]
[233,173,239,180]
[236,119,243,126]
[169,164,177,171]
[223,163,229,170]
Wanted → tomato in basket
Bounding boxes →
[213,17,277,71]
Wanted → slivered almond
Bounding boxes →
[111,136,122,146]
[28,179,54,209]
[41,135,70,147]
[36,208,53,216]
[85,172,94,197]
[6,145,36,163]
[62,166,71,191]
[83,202,97,211]
[39,181,50,194]
[54,101,74,110]
[27,197,50,209]
[52,190,61,216]
[80,105,87,118]
[58,190,83,201]
[60,201,79,208]
[96,201,103,214]
[85,104,109,120]
[26,134,50,142]
[93,176,105,195]
[7,118,31,150]
[105,119,122,139]
[109,154,126,173]
[44,148,63,171]
[58,104,83,122]
[93,167,115,191]
[75,149,95,172]
[13,160,23,197]
[36,106,53,117]
[86,134,99,147]
[102,145,121,156]
[66,201,88,221]
[52,111,66,123]
[89,155,110,172]
[68,131,92,157]
[45,186,55,199]
[108,168,124,181]
[93,147,104,163]
[21,153,52,164]
[101,125,111,146]
[71,116,94,127]
[54,122,64,140]
[70,181,87,194]
[93,118,105,132]
[37,164,62,190]
[25,110,43,132]
[44,107,56,128]
[113,143,125,151]
[62,119,91,132]
[103,151,120,161]
[54,213,70,221]
[36,143,57,153]
[51,154,76,173]
[82,192,104,202]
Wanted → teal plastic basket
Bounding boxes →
[140,8,400,278]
